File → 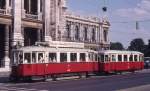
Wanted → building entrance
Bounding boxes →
[0,25,5,67]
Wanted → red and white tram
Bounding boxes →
[10,44,144,81]
[99,50,144,73]
[10,45,99,81]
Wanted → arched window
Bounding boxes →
[75,26,79,40]
[66,24,70,38]
[92,28,95,42]
[104,30,108,42]
[84,27,88,41]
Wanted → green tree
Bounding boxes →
[110,42,124,50]
[128,38,145,52]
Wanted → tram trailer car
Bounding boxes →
[10,46,100,81]
[99,50,144,73]
[10,46,144,81]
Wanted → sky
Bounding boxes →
[67,0,150,48]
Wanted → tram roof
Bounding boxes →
[99,50,143,54]
[13,46,97,53]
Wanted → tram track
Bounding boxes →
[4,70,150,87]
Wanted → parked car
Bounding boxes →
[144,57,150,69]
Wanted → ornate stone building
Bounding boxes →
[0,0,110,71]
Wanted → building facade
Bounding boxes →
[0,0,110,71]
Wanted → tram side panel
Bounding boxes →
[45,62,99,75]
[16,62,99,77]
[98,51,144,73]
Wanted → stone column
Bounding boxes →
[100,25,103,43]
[22,0,25,18]
[70,22,75,41]
[3,25,10,70]
[55,0,59,41]
[13,0,24,47]
[6,0,10,14]
[38,0,42,20]
[59,0,67,41]
[37,29,41,42]
[96,27,98,43]
[44,0,52,42]
[29,0,31,13]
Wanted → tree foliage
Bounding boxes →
[110,42,124,50]
[128,38,145,52]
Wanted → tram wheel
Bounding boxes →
[42,75,47,81]
[78,73,82,79]
[9,76,20,82]
[51,75,57,81]
[85,72,89,78]
[23,76,32,82]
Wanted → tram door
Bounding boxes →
[36,52,46,75]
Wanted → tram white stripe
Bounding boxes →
[0,86,40,91]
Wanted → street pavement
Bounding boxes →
[0,69,150,91]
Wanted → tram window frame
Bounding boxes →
[111,54,116,62]
[100,54,104,62]
[18,52,23,64]
[80,53,86,62]
[32,52,36,63]
[60,53,67,62]
[139,55,144,61]
[89,53,94,62]
[134,55,138,62]
[13,52,19,65]
[38,53,44,63]
[129,55,133,62]
[92,53,95,61]
[105,55,109,62]
[124,55,128,62]
[24,53,31,64]
[49,53,57,62]
[95,54,98,62]
[88,54,91,61]
[98,55,101,62]
[118,55,122,62]
[70,53,77,62]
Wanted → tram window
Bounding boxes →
[70,53,77,62]
[89,53,93,61]
[60,53,67,62]
[38,53,44,63]
[98,55,101,62]
[95,54,98,61]
[24,53,31,63]
[93,54,95,61]
[105,55,109,62]
[139,55,141,61]
[118,55,122,62]
[129,55,133,62]
[134,55,138,61]
[88,54,91,61]
[100,54,104,62]
[32,53,36,63]
[80,53,86,62]
[139,55,144,61]
[49,53,57,62]
[18,53,23,64]
[112,55,116,62]
[124,55,128,61]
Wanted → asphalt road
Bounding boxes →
[0,70,150,91]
